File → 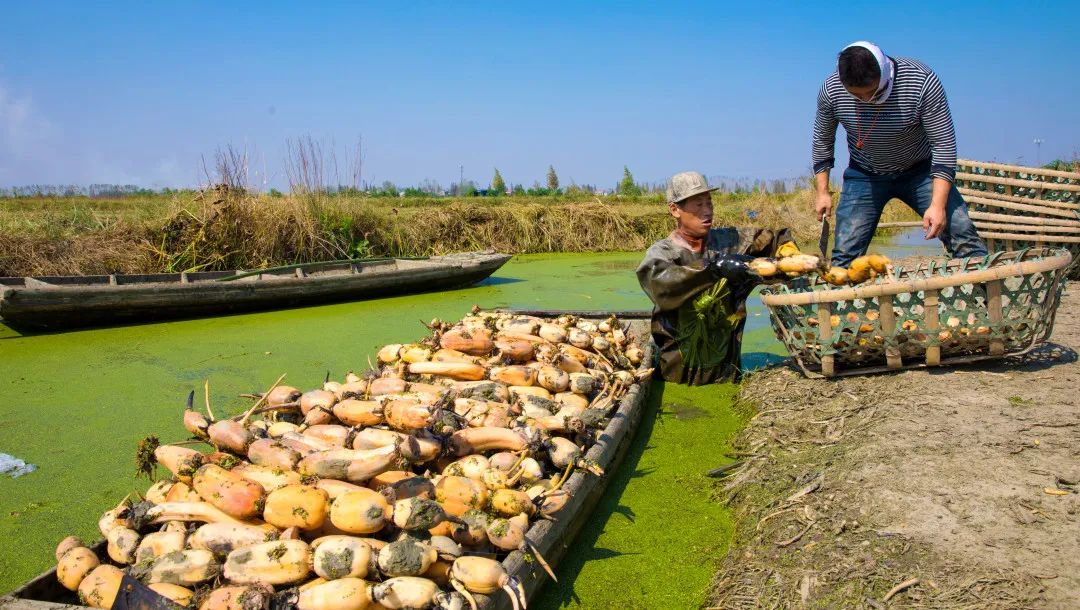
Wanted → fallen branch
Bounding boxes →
[706,460,745,478]
[756,507,799,532]
[784,474,823,504]
[881,577,920,602]
[775,520,815,547]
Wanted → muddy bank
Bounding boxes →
[709,282,1079,609]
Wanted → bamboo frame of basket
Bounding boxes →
[759,249,1071,378]
[956,160,1080,277]
[957,159,1080,182]
[961,190,1080,218]
[966,192,1080,266]
[957,159,1080,198]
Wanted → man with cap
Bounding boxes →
[636,171,797,385]
[812,41,987,267]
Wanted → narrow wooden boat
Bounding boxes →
[477,311,654,609]
[0,251,511,329]
[0,311,656,610]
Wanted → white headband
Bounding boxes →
[842,40,894,104]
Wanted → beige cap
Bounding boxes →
[666,171,719,204]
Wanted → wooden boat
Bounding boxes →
[0,311,657,610]
[0,251,511,329]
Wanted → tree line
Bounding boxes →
[0,167,802,199]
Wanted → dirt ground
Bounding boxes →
[708,281,1079,609]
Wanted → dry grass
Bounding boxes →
[0,187,918,276]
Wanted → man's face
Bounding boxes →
[845,81,880,103]
[670,192,713,238]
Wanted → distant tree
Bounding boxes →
[491,168,506,195]
[771,179,787,194]
[419,178,443,195]
[512,183,525,196]
[617,166,641,196]
[460,180,478,197]
[546,166,559,192]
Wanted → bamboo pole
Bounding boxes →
[974,221,1080,234]
[966,196,1080,220]
[879,295,901,369]
[956,171,1080,193]
[760,251,1071,307]
[818,302,834,377]
[968,210,1080,228]
[958,159,1080,181]
[924,290,941,366]
[987,280,1004,357]
[976,231,1080,244]
[959,188,1079,213]
[876,221,923,229]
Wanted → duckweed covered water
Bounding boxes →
[0,251,784,603]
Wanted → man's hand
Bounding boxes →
[814,191,832,221]
[707,253,757,281]
[924,177,952,240]
[923,205,946,239]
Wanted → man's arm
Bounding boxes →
[814,171,833,221]
[811,81,838,221]
[636,250,718,312]
[637,246,757,312]
[920,71,957,239]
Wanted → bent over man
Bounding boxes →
[637,171,795,385]
[812,40,987,267]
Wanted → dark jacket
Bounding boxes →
[636,226,793,385]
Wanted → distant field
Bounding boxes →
[0,189,917,276]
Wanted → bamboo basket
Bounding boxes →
[956,159,1080,278]
[956,158,1080,205]
[759,248,1072,378]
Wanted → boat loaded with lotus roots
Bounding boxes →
[1,309,656,610]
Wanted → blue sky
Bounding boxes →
[0,1,1076,190]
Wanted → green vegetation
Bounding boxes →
[546,165,560,191]
[491,168,507,195]
[1044,158,1080,172]
[617,166,642,196]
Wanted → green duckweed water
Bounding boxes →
[0,251,786,605]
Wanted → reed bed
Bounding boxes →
[0,187,916,277]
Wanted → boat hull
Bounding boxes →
[0,252,511,329]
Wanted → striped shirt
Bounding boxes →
[812,57,957,182]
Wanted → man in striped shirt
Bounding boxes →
[812,41,987,267]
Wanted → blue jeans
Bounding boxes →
[832,161,988,267]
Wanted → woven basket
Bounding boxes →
[759,248,1072,378]
[956,159,1080,278]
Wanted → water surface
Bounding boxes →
[0,235,926,603]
